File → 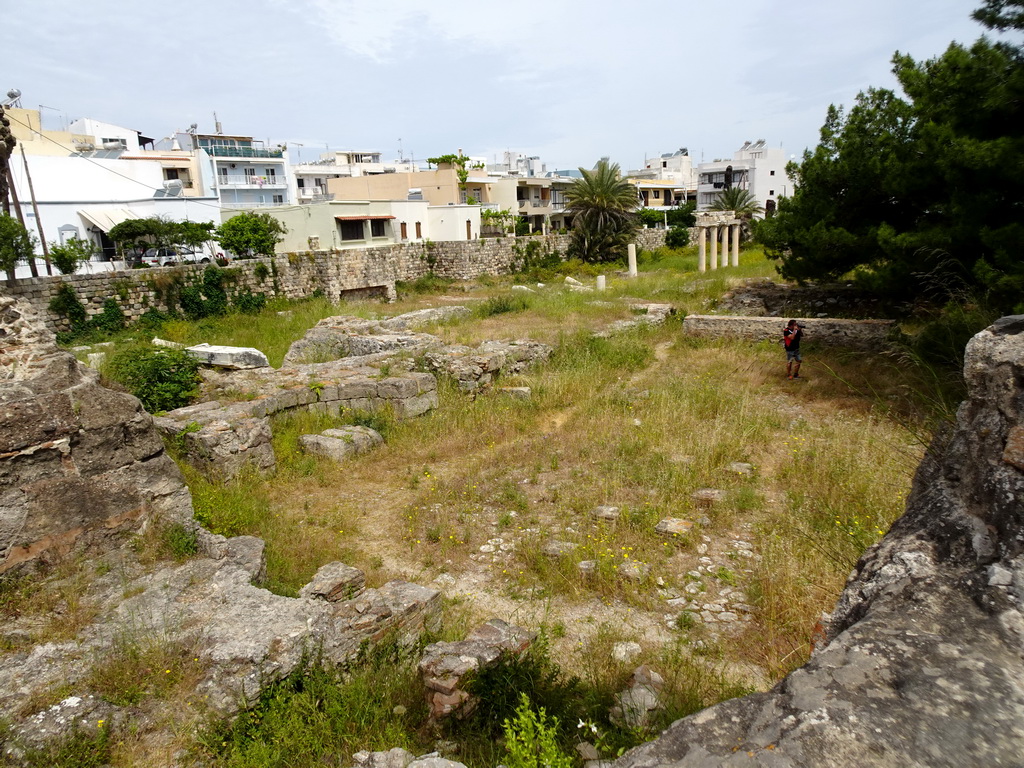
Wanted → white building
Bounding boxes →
[184,130,295,210]
[6,107,220,275]
[696,140,789,215]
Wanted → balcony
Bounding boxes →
[205,145,283,158]
[218,175,287,188]
[220,200,289,209]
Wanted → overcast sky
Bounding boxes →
[5,0,996,171]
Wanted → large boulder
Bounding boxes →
[613,317,1024,766]
[0,296,193,573]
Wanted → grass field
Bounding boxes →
[44,245,943,766]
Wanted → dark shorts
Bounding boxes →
[786,349,802,362]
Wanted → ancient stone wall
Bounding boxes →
[682,314,896,350]
[5,230,668,334]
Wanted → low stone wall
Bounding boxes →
[682,314,897,350]
[4,230,667,334]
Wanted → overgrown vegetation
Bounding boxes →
[196,638,429,767]
[105,345,201,412]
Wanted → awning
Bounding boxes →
[78,207,144,232]
[334,215,395,221]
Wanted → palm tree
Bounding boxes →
[710,187,764,241]
[564,160,639,263]
[709,187,764,218]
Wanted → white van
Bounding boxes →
[139,247,211,268]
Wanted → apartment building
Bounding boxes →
[696,140,788,214]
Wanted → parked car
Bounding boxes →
[139,247,211,268]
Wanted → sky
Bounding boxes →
[3,0,997,172]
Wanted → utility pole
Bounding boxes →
[5,167,37,276]
[21,146,50,275]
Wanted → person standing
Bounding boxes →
[784,319,804,379]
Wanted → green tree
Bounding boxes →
[0,213,34,280]
[564,160,639,263]
[637,208,666,228]
[665,201,696,228]
[171,220,216,254]
[759,5,1024,312]
[215,213,286,259]
[108,218,164,262]
[48,236,97,275]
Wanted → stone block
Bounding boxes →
[377,377,419,399]
[299,561,366,602]
[186,343,269,369]
[299,427,382,462]
[655,518,694,536]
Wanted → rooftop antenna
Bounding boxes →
[398,138,404,163]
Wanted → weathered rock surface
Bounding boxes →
[0,296,192,574]
[613,317,1024,766]
[300,425,384,462]
[186,343,270,369]
[283,308,469,365]
[0,296,444,761]
[284,308,552,393]
[418,619,536,721]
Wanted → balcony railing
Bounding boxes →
[218,175,287,187]
[220,200,289,209]
[204,145,283,158]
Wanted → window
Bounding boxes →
[400,222,408,240]
[769,190,775,196]
[244,167,256,178]
[297,178,305,188]
[770,170,776,176]
[415,222,422,239]
[265,168,276,179]
[653,190,660,199]
[370,219,386,237]
[339,220,364,241]
[273,194,284,204]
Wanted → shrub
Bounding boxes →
[91,298,125,334]
[502,694,574,768]
[106,346,201,412]
[49,237,97,275]
[462,635,584,740]
[253,262,270,282]
[665,226,689,249]
[233,290,267,315]
[478,293,531,317]
[48,283,88,331]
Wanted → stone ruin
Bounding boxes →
[155,305,553,479]
[5,283,1024,765]
[612,316,1024,766]
[0,295,442,760]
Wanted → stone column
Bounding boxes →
[709,226,718,270]
[698,227,707,272]
[720,225,728,268]
[627,243,638,277]
[731,224,740,266]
